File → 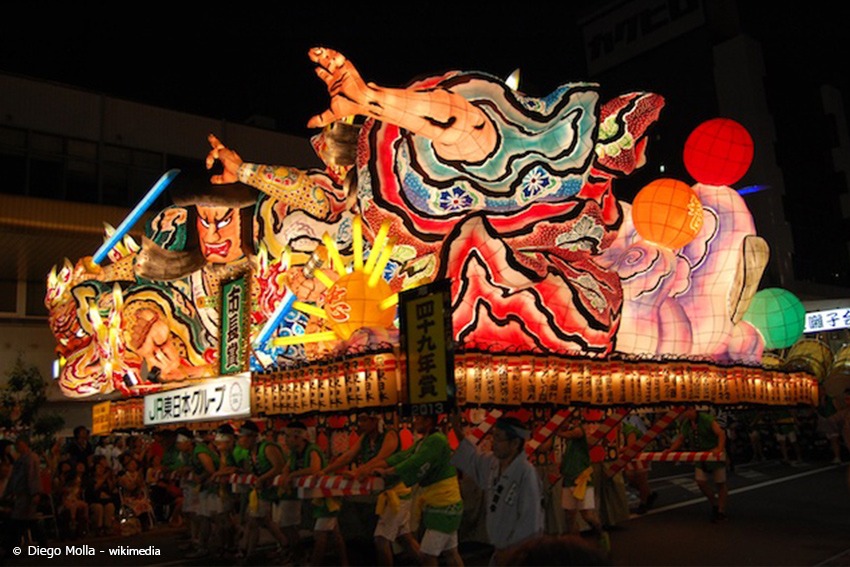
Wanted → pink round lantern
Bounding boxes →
[683,118,754,186]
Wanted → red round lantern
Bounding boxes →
[683,118,754,186]
[632,178,704,250]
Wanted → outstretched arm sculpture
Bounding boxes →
[306,47,497,163]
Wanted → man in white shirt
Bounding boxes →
[450,413,544,566]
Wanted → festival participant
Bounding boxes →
[816,390,843,464]
[322,411,419,566]
[667,408,728,522]
[191,429,222,558]
[555,417,609,553]
[172,428,217,557]
[621,413,656,515]
[372,415,463,567]
[236,420,290,564]
[209,423,244,558]
[825,388,850,487]
[150,429,184,526]
[449,412,544,566]
[279,420,347,567]
[772,409,804,465]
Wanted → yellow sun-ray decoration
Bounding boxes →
[271,217,406,347]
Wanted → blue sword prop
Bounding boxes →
[92,168,181,265]
[253,288,296,349]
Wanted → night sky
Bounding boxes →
[1,3,846,139]
[2,2,848,289]
[0,4,627,138]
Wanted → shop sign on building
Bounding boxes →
[220,275,249,375]
[399,279,455,417]
[804,308,850,333]
[144,374,251,426]
[581,0,705,74]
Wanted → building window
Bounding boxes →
[102,163,129,206]
[0,280,16,314]
[26,280,48,317]
[0,152,26,195]
[67,159,98,203]
[29,157,65,200]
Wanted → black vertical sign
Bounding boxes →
[398,279,455,417]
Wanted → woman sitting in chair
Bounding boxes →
[86,456,117,536]
[61,462,90,538]
[117,455,154,531]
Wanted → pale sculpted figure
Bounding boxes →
[599,184,769,363]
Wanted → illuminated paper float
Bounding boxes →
[43,50,817,413]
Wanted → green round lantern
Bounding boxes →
[742,288,806,350]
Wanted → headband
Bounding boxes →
[494,419,531,441]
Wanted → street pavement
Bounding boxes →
[4,457,849,566]
[609,458,850,566]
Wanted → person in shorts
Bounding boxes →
[323,411,419,566]
[622,413,657,514]
[372,414,463,566]
[237,420,289,563]
[281,420,348,566]
[668,408,728,522]
[556,416,609,554]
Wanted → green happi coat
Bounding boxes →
[386,431,463,534]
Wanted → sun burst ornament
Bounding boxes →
[268,216,418,348]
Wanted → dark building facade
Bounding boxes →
[577,0,850,298]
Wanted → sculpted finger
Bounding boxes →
[314,66,334,86]
[329,51,348,73]
[308,47,326,65]
[307,109,337,129]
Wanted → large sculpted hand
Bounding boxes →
[307,47,373,129]
[205,133,244,185]
[306,46,496,162]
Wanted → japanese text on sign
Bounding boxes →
[399,279,454,416]
[804,308,850,333]
[144,374,251,425]
[220,276,248,375]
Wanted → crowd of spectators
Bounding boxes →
[0,425,173,556]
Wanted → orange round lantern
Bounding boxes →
[683,118,754,186]
[632,178,704,249]
[324,271,397,341]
